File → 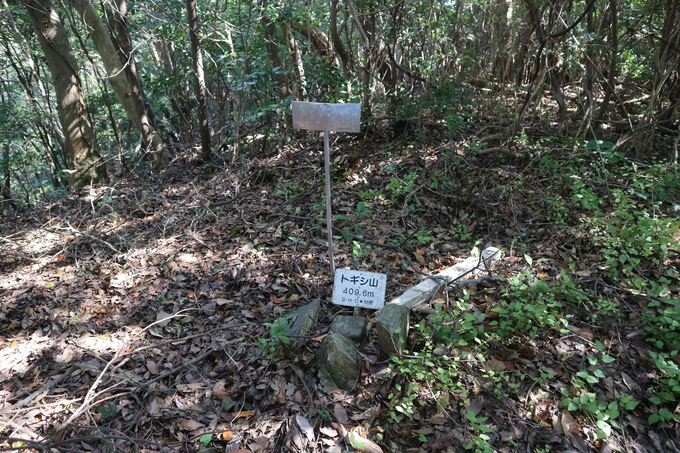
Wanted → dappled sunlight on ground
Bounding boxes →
[0,132,678,452]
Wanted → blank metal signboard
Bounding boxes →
[291,102,361,133]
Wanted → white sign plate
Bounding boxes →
[291,101,361,133]
[332,269,387,309]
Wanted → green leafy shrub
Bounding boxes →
[391,77,472,138]
[489,272,571,338]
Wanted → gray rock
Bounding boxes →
[288,299,321,350]
[376,303,410,356]
[317,332,360,390]
[330,316,370,343]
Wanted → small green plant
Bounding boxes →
[198,433,213,449]
[258,313,297,358]
[646,350,680,424]
[388,171,420,202]
[587,139,624,164]
[274,178,304,201]
[287,236,307,246]
[465,410,494,453]
[317,409,333,421]
[352,240,372,259]
[452,223,473,243]
[489,272,570,338]
[358,189,385,201]
[356,201,371,216]
[583,188,679,293]
[384,301,488,427]
[571,178,602,211]
[96,402,118,419]
[644,299,680,350]
[560,342,640,439]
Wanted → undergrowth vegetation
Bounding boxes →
[2,125,679,452]
[368,137,680,451]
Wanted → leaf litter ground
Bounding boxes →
[0,131,678,453]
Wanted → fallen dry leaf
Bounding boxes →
[178,418,205,431]
[348,431,383,453]
[296,414,315,442]
[146,359,158,375]
[431,434,454,452]
[319,426,338,437]
[560,411,589,453]
[332,423,383,453]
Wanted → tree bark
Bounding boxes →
[112,0,167,165]
[290,21,336,62]
[70,0,167,166]
[22,0,107,189]
[330,0,351,77]
[282,23,306,99]
[185,0,211,161]
[1,142,18,212]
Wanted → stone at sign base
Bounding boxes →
[317,333,360,390]
[288,299,321,350]
[376,304,410,356]
[330,316,370,343]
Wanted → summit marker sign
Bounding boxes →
[332,269,387,309]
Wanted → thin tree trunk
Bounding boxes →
[579,7,595,138]
[70,0,167,166]
[112,0,167,165]
[548,55,568,135]
[2,0,66,187]
[185,0,211,161]
[259,2,288,99]
[347,0,373,117]
[330,0,351,77]
[594,0,618,126]
[632,0,679,155]
[282,23,306,99]
[22,0,107,189]
[1,142,18,212]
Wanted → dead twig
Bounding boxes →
[475,146,524,159]
[3,366,76,413]
[131,336,242,392]
[40,222,122,254]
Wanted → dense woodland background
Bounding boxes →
[0,0,678,193]
[1,0,680,452]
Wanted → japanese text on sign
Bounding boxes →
[332,269,387,309]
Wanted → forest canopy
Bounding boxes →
[0,0,678,197]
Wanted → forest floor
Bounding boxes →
[0,123,679,453]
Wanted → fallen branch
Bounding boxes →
[132,336,242,392]
[40,222,122,255]
[3,367,76,412]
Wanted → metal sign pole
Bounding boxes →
[323,130,335,275]
[291,101,361,277]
